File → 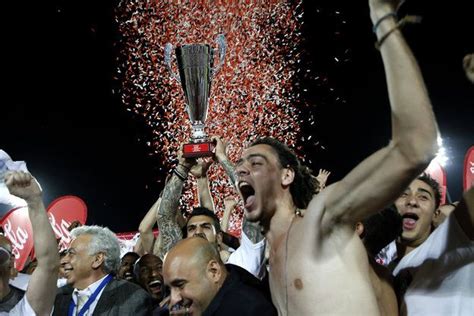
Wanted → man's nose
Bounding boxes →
[236,163,249,178]
[195,226,204,234]
[151,268,161,278]
[406,195,419,207]
[170,289,183,307]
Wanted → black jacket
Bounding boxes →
[53,278,153,316]
[203,264,277,316]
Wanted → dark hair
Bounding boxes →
[361,204,402,256]
[417,173,442,209]
[122,252,140,262]
[251,137,317,209]
[184,207,221,237]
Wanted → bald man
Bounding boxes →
[163,237,276,316]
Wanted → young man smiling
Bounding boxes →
[391,175,474,316]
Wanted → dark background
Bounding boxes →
[1,0,472,232]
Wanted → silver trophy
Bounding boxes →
[164,35,226,158]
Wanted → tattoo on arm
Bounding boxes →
[156,216,182,259]
[156,170,186,258]
[220,159,237,187]
[242,217,264,244]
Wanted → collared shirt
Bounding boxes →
[71,274,109,316]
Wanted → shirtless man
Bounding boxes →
[234,0,439,314]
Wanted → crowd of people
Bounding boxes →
[1,0,473,315]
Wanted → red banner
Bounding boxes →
[0,195,88,270]
[47,196,88,251]
[425,160,447,205]
[464,146,474,192]
[0,206,34,270]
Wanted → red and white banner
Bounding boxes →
[463,146,474,192]
[425,160,447,205]
[0,206,34,270]
[47,196,88,251]
[0,195,88,270]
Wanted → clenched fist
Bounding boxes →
[4,171,42,203]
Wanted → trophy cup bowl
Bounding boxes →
[165,35,226,158]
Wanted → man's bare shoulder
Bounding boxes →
[304,182,339,220]
[298,181,361,246]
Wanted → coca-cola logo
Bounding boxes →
[0,196,88,270]
[48,212,72,250]
[47,196,87,250]
[3,219,29,257]
[0,206,34,270]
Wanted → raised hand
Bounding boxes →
[4,171,42,203]
[315,169,331,190]
[211,136,228,162]
[463,53,474,83]
[190,158,213,179]
[210,136,237,186]
[223,197,238,211]
[177,147,196,171]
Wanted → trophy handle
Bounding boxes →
[164,43,180,82]
[211,34,226,77]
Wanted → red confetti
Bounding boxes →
[116,1,306,235]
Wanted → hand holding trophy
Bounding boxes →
[164,35,226,158]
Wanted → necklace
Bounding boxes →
[284,208,303,314]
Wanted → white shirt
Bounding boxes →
[71,274,110,316]
[227,230,266,279]
[8,273,30,291]
[0,295,35,316]
[393,214,474,315]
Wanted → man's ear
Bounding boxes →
[355,222,364,237]
[216,232,223,246]
[281,167,295,187]
[433,208,441,219]
[206,260,222,283]
[92,252,105,270]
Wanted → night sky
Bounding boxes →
[1,0,473,233]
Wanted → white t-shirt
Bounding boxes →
[0,295,35,316]
[393,214,474,315]
[227,230,266,279]
[8,273,30,291]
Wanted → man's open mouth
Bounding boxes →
[402,212,419,230]
[148,279,162,293]
[124,272,133,280]
[239,181,255,209]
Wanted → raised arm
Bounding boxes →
[155,152,194,259]
[135,197,161,255]
[212,136,237,187]
[213,136,265,243]
[190,158,215,211]
[322,0,438,228]
[5,171,59,316]
[221,197,237,232]
[314,169,331,193]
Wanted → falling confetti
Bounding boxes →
[115,0,345,234]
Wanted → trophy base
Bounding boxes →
[183,141,215,158]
